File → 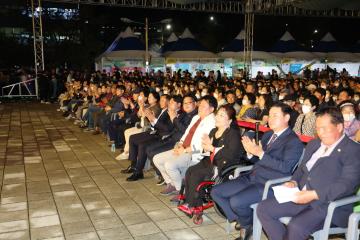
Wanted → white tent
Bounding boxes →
[218,30,277,61]
[96,27,149,60]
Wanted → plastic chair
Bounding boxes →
[252,179,360,240]
[347,212,360,240]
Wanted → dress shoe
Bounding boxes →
[235,225,253,240]
[121,166,135,174]
[126,172,144,181]
[156,176,166,186]
[92,130,100,135]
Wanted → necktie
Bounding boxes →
[267,134,278,149]
[182,118,202,148]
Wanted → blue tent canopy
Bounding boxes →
[110,37,145,51]
[168,28,209,52]
[312,33,347,52]
[160,33,178,54]
[270,31,306,53]
[165,28,216,58]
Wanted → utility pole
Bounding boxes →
[145,17,149,72]
[31,0,45,98]
[243,0,254,79]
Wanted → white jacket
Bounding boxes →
[180,113,216,163]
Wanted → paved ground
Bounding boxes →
[0,102,242,240]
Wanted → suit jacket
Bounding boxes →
[291,136,360,227]
[169,109,198,142]
[209,125,246,172]
[153,109,173,137]
[248,127,304,186]
[180,113,216,163]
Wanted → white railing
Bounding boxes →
[1,78,38,97]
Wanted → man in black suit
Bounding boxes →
[146,94,198,185]
[211,102,304,240]
[125,94,172,181]
[257,107,360,240]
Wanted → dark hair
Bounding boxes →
[171,95,183,104]
[271,101,293,118]
[244,93,256,105]
[225,90,235,96]
[200,95,218,110]
[314,88,326,97]
[141,88,150,97]
[339,88,354,98]
[184,93,197,102]
[215,87,225,96]
[218,104,236,122]
[161,94,171,101]
[304,95,319,109]
[316,106,344,125]
[149,92,160,102]
[260,94,274,110]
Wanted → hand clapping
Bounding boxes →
[144,108,156,122]
[241,135,264,157]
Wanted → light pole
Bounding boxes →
[120,18,172,72]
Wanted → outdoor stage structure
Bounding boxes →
[3,0,359,98]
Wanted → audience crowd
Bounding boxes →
[50,66,360,240]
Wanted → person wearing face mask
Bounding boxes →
[213,87,227,108]
[201,88,208,97]
[354,92,360,103]
[236,93,258,120]
[339,101,360,142]
[293,95,319,137]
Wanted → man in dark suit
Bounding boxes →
[125,94,173,181]
[257,107,360,240]
[211,102,304,240]
[146,94,198,185]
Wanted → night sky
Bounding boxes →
[72,4,360,51]
[1,0,360,68]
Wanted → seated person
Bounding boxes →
[339,100,360,142]
[178,105,246,213]
[116,90,160,160]
[123,94,172,181]
[213,87,227,108]
[147,94,198,185]
[257,107,360,240]
[226,90,241,115]
[108,88,140,150]
[211,102,304,240]
[247,94,273,126]
[236,93,258,120]
[153,96,217,198]
[293,95,319,137]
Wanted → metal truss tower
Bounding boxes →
[244,0,254,78]
[31,0,45,98]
